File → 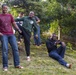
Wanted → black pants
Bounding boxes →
[18,34,22,42]
[19,25,31,56]
[16,23,22,42]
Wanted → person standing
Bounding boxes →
[16,12,24,44]
[29,11,41,46]
[15,11,38,61]
[0,4,23,71]
[46,33,72,68]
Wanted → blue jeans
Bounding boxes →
[49,46,67,67]
[34,25,41,46]
[0,34,20,68]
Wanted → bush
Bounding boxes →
[67,42,73,50]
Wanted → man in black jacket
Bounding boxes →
[46,33,71,68]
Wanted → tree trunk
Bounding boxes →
[58,26,60,40]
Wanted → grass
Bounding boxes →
[0,44,76,75]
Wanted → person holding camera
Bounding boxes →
[46,33,71,68]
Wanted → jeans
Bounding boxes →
[0,34,20,68]
[49,46,67,67]
[34,25,41,46]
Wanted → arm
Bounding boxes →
[54,40,66,47]
[15,17,24,22]
[61,42,66,47]
[36,19,40,24]
[12,22,22,33]
[10,14,22,33]
[33,19,38,37]
[35,16,40,24]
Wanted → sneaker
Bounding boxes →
[39,45,41,46]
[26,56,31,61]
[66,64,72,68]
[15,65,24,69]
[3,67,8,71]
[68,64,72,68]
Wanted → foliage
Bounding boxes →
[7,0,42,15]
[9,7,18,17]
[49,20,59,34]
[46,0,76,38]
[46,0,62,20]
[67,42,73,50]
[61,11,76,37]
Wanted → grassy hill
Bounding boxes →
[0,44,76,75]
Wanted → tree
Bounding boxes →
[5,0,76,38]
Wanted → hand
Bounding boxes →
[54,40,61,45]
[18,29,22,33]
[54,42,57,45]
[56,40,61,44]
[0,32,3,36]
[35,34,38,38]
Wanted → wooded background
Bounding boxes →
[0,0,76,48]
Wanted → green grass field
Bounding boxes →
[0,44,76,75]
